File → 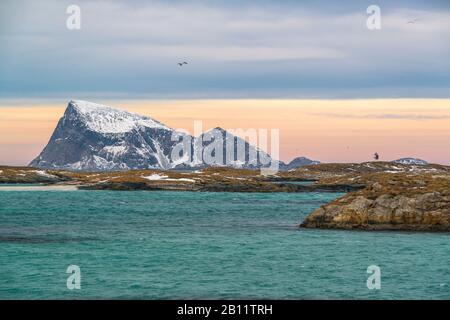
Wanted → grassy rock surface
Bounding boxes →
[298,165,450,231]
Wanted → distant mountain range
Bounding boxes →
[31,100,317,171]
[31,101,431,172]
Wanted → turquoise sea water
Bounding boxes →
[0,190,448,299]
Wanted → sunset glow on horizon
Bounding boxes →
[1,99,449,166]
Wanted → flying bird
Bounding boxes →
[177,61,188,66]
[407,18,419,24]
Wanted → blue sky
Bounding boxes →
[1,0,449,99]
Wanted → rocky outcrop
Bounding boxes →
[0,166,68,184]
[300,179,450,231]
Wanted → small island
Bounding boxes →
[1,161,449,232]
[295,163,450,232]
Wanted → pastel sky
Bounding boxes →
[1,99,449,166]
[0,1,449,165]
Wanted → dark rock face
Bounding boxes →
[30,101,178,171]
[30,100,278,171]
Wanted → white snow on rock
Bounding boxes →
[225,176,247,180]
[142,174,195,183]
[68,155,129,171]
[174,178,196,182]
[364,163,376,169]
[35,170,57,178]
[70,100,170,133]
[393,158,428,165]
[143,174,168,180]
[102,145,128,157]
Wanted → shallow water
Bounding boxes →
[0,190,448,299]
[0,185,78,191]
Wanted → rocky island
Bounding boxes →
[1,161,449,232]
[291,162,450,231]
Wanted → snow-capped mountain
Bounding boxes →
[196,127,273,169]
[280,156,320,171]
[392,158,428,165]
[30,100,277,171]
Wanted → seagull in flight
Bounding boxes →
[177,61,188,66]
[407,18,419,24]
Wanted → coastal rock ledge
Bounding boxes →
[300,191,450,231]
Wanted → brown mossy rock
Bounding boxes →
[301,191,450,231]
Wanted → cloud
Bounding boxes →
[308,112,450,121]
[1,0,449,98]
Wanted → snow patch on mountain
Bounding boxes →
[68,155,129,171]
[102,145,128,157]
[142,174,196,182]
[34,170,57,178]
[142,174,168,180]
[69,100,169,133]
[393,158,428,165]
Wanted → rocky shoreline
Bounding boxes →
[0,166,359,193]
[294,164,450,232]
[300,191,450,232]
[1,162,449,232]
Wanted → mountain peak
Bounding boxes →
[66,100,170,134]
[203,127,227,134]
[68,100,133,117]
